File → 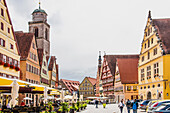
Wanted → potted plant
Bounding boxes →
[103,103,106,108]
[58,102,69,113]
[76,101,80,112]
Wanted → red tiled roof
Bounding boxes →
[46,56,56,71]
[37,49,44,68]
[104,55,139,77]
[87,77,97,86]
[15,32,34,59]
[117,58,139,84]
[152,19,170,54]
[60,79,80,94]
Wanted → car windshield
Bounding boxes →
[157,101,170,107]
[142,100,149,105]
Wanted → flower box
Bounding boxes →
[15,67,20,71]
[10,65,15,69]
[0,60,4,65]
[4,63,10,67]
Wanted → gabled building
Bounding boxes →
[0,0,20,79]
[101,55,139,99]
[47,56,58,88]
[79,77,97,98]
[114,58,139,103]
[60,79,80,95]
[138,11,170,100]
[37,49,49,87]
[15,32,40,106]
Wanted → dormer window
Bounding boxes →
[148,40,150,48]
[1,8,4,17]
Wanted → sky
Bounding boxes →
[6,0,170,82]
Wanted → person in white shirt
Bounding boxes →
[118,99,124,113]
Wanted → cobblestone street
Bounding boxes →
[81,104,146,113]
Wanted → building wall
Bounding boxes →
[0,0,20,78]
[79,77,95,98]
[138,16,167,100]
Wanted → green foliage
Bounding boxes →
[58,102,69,112]
[86,100,90,104]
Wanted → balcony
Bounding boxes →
[108,87,114,91]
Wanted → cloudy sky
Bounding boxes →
[6,0,170,82]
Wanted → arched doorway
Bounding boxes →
[147,92,151,100]
[157,92,161,100]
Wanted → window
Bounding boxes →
[30,52,32,59]
[144,86,146,89]
[34,28,38,38]
[29,64,31,72]
[45,28,48,40]
[32,43,35,49]
[1,22,4,30]
[1,8,4,17]
[141,69,144,81]
[158,84,160,87]
[147,66,151,79]
[10,44,13,49]
[154,63,159,77]
[152,85,155,88]
[3,55,6,63]
[0,38,5,47]
[153,48,157,55]
[142,56,144,62]
[9,58,12,65]
[26,63,29,71]
[140,87,143,89]
[127,86,131,91]
[44,61,46,66]
[148,85,150,89]
[145,43,146,49]
[8,27,10,33]
[151,38,153,44]
[148,40,150,48]
[148,52,150,59]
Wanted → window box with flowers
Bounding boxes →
[4,63,10,67]
[15,67,20,71]
[141,77,145,81]
[133,86,137,91]
[10,65,15,69]
[0,60,4,65]
[127,86,131,91]
[154,74,159,78]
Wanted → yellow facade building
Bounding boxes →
[79,77,96,98]
[0,0,20,79]
[139,11,170,100]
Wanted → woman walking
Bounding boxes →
[118,99,124,113]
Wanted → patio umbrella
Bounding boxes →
[10,80,19,107]
[72,92,75,103]
[23,97,32,100]
[44,87,48,104]
[64,95,72,100]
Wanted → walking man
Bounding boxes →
[126,99,131,113]
[132,99,138,113]
[118,99,124,113]
[95,99,99,108]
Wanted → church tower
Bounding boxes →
[28,2,50,56]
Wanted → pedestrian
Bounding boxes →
[132,99,138,113]
[126,99,131,113]
[95,99,99,108]
[21,100,25,106]
[118,99,124,113]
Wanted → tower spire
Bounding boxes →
[39,0,41,9]
[98,51,102,67]
[148,10,151,18]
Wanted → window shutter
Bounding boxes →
[0,38,1,45]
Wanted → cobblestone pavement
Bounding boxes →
[81,104,147,113]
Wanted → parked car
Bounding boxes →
[153,103,170,113]
[147,100,170,113]
[139,100,150,111]
[147,100,160,112]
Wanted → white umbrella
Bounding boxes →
[24,97,32,100]
[44,87,48,103]
[72,92,75,103]
[10,80,19,107]
[64,95,73,100]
